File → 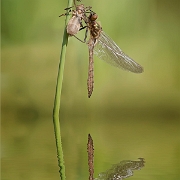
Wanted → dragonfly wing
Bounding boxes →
[94,31,143,73]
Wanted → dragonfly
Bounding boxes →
[59,1,92,41]
[82,12,144,98]
[61,2,143,98]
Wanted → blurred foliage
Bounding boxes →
[1,0,67,44]
[1,0,180,180]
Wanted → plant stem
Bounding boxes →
[53,0,73,179]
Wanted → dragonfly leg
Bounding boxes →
[84,27,89,42]
[64,6,73,11]
[72,26,88,43]
[59,13,68,17]
[59,10,71,17]
[72,35,86,43]
[79,26,87,31]
[59,6,74,17]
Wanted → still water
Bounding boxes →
[2,114,180,180]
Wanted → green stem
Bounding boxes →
[53,0,73,179]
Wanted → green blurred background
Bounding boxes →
[1,0,180,180]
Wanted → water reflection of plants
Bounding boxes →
[88,134,145,180]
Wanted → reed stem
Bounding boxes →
[52,0,73,179]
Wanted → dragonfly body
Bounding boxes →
[67,15,81,35]
[86,13,102,98]
[66,4,85,36]
[60,4,91,37]
[85,12,143,98]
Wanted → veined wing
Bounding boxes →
[93,31,143,73]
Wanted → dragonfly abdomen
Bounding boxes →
[87,39,95,98]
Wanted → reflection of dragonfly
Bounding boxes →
[84,12,144,98]
[95,158,145,180]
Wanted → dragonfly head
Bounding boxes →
[89,12,98,21]
[76,4,85,14]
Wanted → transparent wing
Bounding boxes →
[93,31,143,73]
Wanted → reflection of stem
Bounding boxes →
[52,0,73,179]
[87,134,94,180]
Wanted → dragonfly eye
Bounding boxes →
[90,13,98,21]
